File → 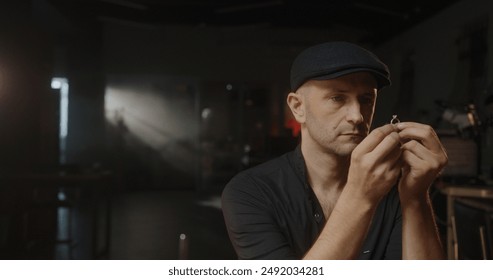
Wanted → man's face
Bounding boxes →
[295,72,378,157]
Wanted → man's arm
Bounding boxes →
[397,122,448,259]
[304,124,403,259]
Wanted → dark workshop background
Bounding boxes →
[1,0,493,260]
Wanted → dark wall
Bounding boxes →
[0,2,57,170]
[0,0,59,259]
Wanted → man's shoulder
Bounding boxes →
[239,151,295,180]
[223,150,298,195]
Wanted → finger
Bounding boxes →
[384,143,402,167]
[370,132,401,163]
[401,148,424,169]
[396,122,443,152]
[355,124,397,154]
[375,145,403,175]
[401,139,443,162]
[401,140,445,171]
[376,152,403,185]
[373,142,401,170]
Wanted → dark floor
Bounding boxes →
[53,189,236,260]
[108,190,236,260]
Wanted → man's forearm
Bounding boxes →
[401,194,445,259]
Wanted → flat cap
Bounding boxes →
[290,41,391,91]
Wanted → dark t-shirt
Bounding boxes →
[221,145,402,259]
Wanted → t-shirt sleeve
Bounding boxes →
[221,174,298,260]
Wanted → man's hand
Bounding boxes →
[396,122,448,202]
[346,124,403,204]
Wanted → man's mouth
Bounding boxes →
[341,133,365,137]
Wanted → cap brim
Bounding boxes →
[311,68,391,89]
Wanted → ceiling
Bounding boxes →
[46,0,461,44]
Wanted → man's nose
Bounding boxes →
[345,101,364,124]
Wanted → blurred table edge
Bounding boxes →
[437,185,493,260]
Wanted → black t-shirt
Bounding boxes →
[221,145,402,259]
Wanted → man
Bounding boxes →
[222,42,447,259]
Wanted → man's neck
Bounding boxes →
[301,142,350,192]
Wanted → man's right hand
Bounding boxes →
[345,124,402,204]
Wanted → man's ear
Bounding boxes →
[287,92,306,123]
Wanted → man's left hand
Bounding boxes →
[396,122,448,202]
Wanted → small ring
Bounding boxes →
[390,114,400,125]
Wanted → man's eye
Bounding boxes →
[330,96,345,102]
